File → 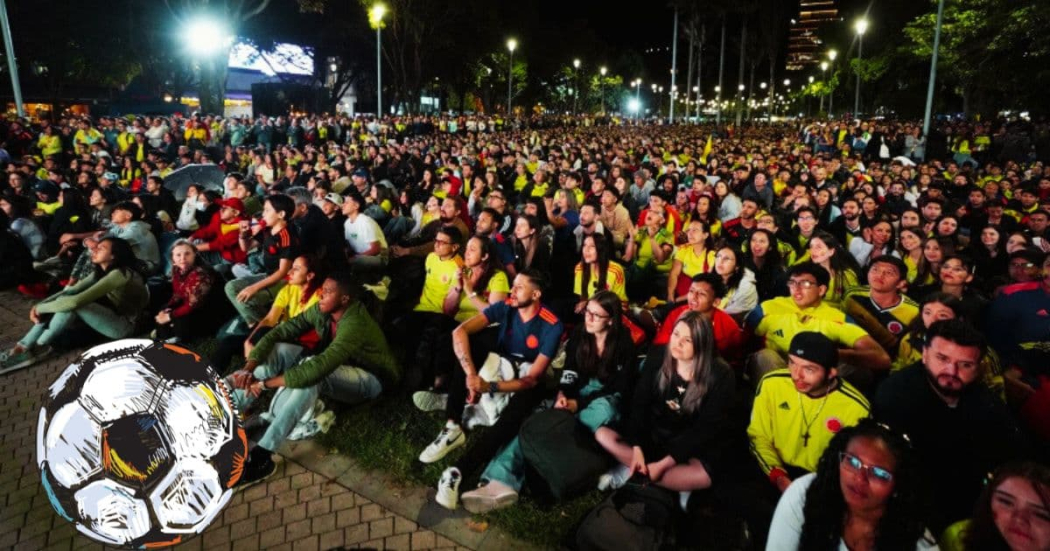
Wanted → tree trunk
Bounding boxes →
[746,61,756,123]
[198,50,230,116]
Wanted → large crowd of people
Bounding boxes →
[0,110,1048,550]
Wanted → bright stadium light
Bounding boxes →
[185,18,230,56]
[628,98,641,113]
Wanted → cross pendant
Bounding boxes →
[802,431,810,447]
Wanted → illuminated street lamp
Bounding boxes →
[506,38,517,115]
[855,18,869,116]
[827,50,838,116]
[599,66,607,113]
[368,3,387,117]
[572,58,581,115]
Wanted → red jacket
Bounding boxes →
[653,305,746,365]
[191,212,247,264]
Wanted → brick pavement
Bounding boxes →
[0,291,472,551]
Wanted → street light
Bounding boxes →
[760,82,767,89]
[185,19,230,56]
[368,3,387,117]
[854,18,869,116]
[572,58,581,115]
[827,50,838,116]
[506,38,517,116]
[600,66,607,114]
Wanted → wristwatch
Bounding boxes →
[488,381,499,396]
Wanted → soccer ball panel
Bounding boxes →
[150,458,230,532]
[74,479,152,545]
[156,383,234,460]
[45,402,102,488]
[79,358,164,423]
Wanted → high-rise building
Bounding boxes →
[787,0,840,71]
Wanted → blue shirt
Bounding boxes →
[489,233,516,268]
[482,300,563,362]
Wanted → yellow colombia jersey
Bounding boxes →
[455,271,510,323]
[673,246,717,277]
[414,253,463,314]
[842,287,919,356]
[272,284,320,322]
[748,296,869,356]
[574,261,627,302]
[748,370,870,475]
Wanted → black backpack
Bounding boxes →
[575,481,678,551]
[519,408,609,502]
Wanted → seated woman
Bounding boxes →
[808,231,861,311]
[573,234,627,316]
[848,219,900,270]
[0,237,148,371]
[595,311,736,511]
[152,239,220,344]
[911,254,989,322]
[746,228,787,301]
[667,220,716,306]
[767,418,937,550]
[1,194,45,260]
[512,214,552,277]
[941,461,1050,551]
[623,208,674,302]
[713,245,758,323]
[458,291,637,513]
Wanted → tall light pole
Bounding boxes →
[669,7,679,124]
[368,3,387,118]
[854,18,868,117]
[819,62,829,115]
[506,38,517,116]
[599,66,607,114]
[783,79,791,118]
[0,0,23,117]
[572,58,581,115]
[922,0,946,159]
[827,49,838,117]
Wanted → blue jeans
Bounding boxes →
[481,383,621,492]
[226,342,383,451]
[19,303,136,348]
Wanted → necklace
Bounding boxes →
[797,389,831,447]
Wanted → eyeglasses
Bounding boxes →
[1009,262,1035,269]
[584,309,611,320]
[839,452,894,484]
[786,279,819,289]
[433,239,454,246]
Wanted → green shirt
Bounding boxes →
[35,268,148,316]
[249,302,400,389]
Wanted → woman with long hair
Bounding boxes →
[667,219,717,305]
[934,214,965,250]
[512,214,551,277]
[897,227,926,284]
[0,237,148,370]
[767,419,936,550]
[950,462,1050,551]
[807,231,862,311]
[713,245,758,322]
[574,234,627,314]
[458,291,638,513]
[849,219,900,271]
[970,224,1010,292]
[595,312,735,509]
[444,236,510,323]
[746,228,787,301]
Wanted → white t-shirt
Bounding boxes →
[343,214,387,255]
[767,473,939,551]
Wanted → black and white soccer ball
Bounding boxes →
[36,339,247,547]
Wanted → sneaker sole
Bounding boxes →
[418,433,466,464]
[235,461,278,491]
[0,350,50,375]
[462,492,518,514]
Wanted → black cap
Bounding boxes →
[788,332,839,370]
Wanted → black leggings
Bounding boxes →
[445,327,550,478]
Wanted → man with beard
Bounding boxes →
[873,319,1028,534]
[391,196,469,258]
[827,197,863,247]
[572,201,606,257]
[723,197,760,249]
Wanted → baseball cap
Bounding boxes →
[102,172,119,183]
[217,198,245,213]
[323,192,344,206]
[352,167,369,179]
[788,332,839,370]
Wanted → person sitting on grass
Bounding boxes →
[422,269,563,511]
[766,419,937,550]
[152,239,217,344]
[0,237,147,371]
[228,271,401,488]
[594,311,736,512]
[66,201,160,285]
[459,291,637,513]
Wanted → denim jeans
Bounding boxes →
[224,274,285,325]
[19,303,136,348]
[226,342,383,451]
[480,380,622,492]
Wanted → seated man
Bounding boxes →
[190,197,247,272]
[646,273,745,368]
[745,262,890,385]
[341,189,388,276]
[748,332,870,490]
[229,272,401,487]
[874,319,1029,535]
[419,269,563,510]
[842,256,919,357]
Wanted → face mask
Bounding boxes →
[196,200,207,211]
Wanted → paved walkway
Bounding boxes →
[0,291,532,551]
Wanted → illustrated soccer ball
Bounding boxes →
[36,339,247,547]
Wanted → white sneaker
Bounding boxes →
[413,390,448,412]
[435,467,462,510]
[418,423,465,464]
[597,463,631,491]
[461,480,519,514]
[679,491,692,512]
